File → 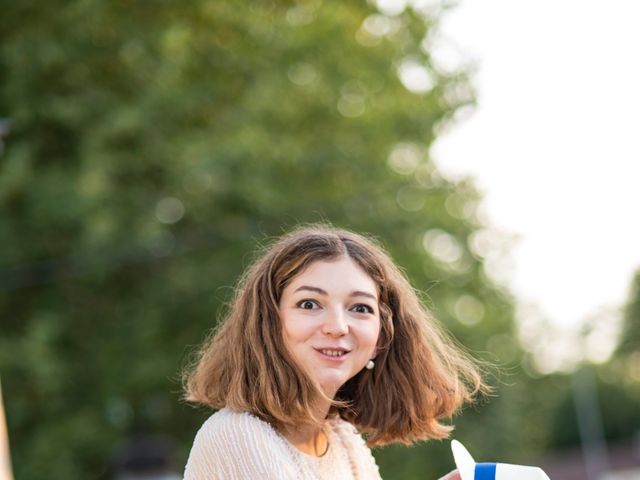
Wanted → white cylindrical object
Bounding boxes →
[452,440,551,480]
[496,463,550,480]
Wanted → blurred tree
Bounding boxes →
[543,269,640,458]
[0,0,559,478]
[616,269,640,357]
[549,368,640,448]
[599,267,640,443]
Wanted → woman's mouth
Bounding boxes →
[315,347,350,360]
[320,349,346,357]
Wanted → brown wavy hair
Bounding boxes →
[183,224,486,446]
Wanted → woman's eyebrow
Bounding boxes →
[349,291,377,301]
[293,286,377,301]
[294,285,328,295]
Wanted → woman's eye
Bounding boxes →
[297,300,318,310]
[352,304,374,314]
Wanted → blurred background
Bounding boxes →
[1,0,639,479]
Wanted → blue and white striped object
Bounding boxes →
[451,440,550,480]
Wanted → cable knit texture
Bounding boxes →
[183,408,382,479]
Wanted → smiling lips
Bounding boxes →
[315,347,350,359]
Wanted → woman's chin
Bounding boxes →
[315,374,348,396]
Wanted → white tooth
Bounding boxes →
[321,349,344,357]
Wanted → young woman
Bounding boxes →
[182,225,484,479]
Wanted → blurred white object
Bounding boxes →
[452,439,550,480]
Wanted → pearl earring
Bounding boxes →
[365,359,375,370]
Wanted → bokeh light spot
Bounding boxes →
[445,193,475,220]
[155,197,185,224]
[423,229,463,264]
[363,14,398,37]
[454,294,485,326]
[355,27,382,47]
[376,0,407,16]
[286,5,316,26]
[183,169,213,195]
[397,58,434,94]
[387,142,424,175]
[288,63,318,86]
[396,186,425,211]
[337,96,366,117]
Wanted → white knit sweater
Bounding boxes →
[183,408,382,479]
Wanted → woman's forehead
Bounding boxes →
[286,257,378,297]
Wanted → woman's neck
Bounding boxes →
[283,396,332,457]
[284,424,329,457]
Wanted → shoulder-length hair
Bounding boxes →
[183,224,486,446]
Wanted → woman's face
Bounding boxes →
[279,256,381,397]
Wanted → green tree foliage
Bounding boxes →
[549,367,640,448]
[1,1,555,478]
[617,269,640,357]
[543,267,640,457]
[595,268,640,440]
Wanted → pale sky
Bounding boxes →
[428,0,640,370]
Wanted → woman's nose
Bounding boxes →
[322,307,348,336]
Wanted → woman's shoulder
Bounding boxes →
[198,407,278,435]
[193,407,288,451]
[184,408,295,479]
